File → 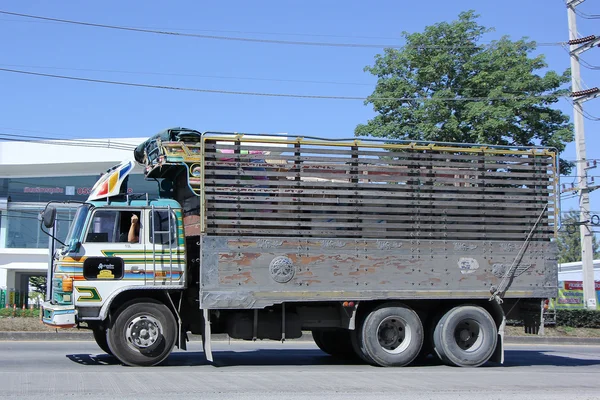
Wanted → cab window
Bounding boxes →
[150,210,177,246]
[85,210,141,243]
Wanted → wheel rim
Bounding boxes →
[453,318,484,352]
[125,315,163,350]
[376,316,412,354]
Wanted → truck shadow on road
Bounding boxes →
[65,349,600,368]
[502,350,600,367]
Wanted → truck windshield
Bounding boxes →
[64,204,90,248]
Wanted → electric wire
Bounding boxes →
[0,133,137,151]
[0,17,405,41]
[0,63,375,87]
[0,10,567,49]
[573,8,600,20]
[0,67,566,102]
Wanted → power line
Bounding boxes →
[0,67,566,102]
[0,10,405,49]
[0,133,136,151]
[1,64,558,95]
[579,57,600,71]
[0,63,375,87]
[0,17,405,41]
[0,10,566,49]
[574,8,600,19]
[560,43,600,71]
[564,158,600,163]
[564,97,600,121]
[0,132,136,148]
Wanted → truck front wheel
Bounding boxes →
[92,327,112,356]
[433,305,497,367]
[355,303,423,367]
[107,301,177,366]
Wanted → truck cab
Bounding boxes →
[41,160,186,363]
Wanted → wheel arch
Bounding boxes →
[98,287,179,322]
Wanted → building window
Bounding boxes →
[3,204,78,249]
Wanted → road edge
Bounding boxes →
[1,331,600,345]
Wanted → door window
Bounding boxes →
[150,210,177,246]
[85,210,141,243]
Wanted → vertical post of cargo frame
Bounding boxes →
[200,135,208,234]
[551,150,560,239]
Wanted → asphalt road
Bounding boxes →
[0,340,599,400]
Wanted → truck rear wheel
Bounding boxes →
[312,329,356,359]
[92,327,112,356]
[355,303,423,367]
[107,301,177,367]
[433,305,497,367]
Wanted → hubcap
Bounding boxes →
[377,316,412,354]
[454,318,484,352]
[125,315,163,350]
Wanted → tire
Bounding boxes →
[355,303,423,367]
[349,325,376,364]
[433,305,497,367]
[106,301,177,367]
[92,327,113,355]
[312,329,357,359]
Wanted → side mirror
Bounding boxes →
[68,240,81,253]
[42,206,57,229]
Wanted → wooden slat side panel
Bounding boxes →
[199,139,557,241]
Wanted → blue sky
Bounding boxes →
[1,0,599,214]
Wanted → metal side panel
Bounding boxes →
[198,236,558,309]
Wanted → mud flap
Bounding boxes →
[491,315,506,364]
[179,331,188,351]
[202,309,213,362]
[490,298,505,364]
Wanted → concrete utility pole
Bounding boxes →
[566,0,600,310]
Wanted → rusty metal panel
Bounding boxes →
[199,236,558,309]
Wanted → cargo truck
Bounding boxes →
[41,128,558,367]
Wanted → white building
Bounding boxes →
[557,260,600,281]
[0,136,153,304]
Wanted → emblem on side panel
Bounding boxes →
[492,263,532,278]
[269,256,295,283]
[458,257,480,274]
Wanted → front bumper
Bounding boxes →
[41,301,77,328]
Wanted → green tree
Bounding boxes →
[557,210,600,264]
[29,276,46,295]
[355,11,574,173]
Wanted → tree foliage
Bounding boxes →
[29,276,46,295]
[557,210,600,264]
[356,11,573,173]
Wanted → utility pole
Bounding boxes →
[566,0,600,310]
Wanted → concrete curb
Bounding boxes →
[503,336,600,345]
[1,331,600,345]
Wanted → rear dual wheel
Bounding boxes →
[352,304,423,367]
[433,305,497,367]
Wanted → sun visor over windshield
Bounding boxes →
[87,160,134,202]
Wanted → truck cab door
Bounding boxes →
[76,208,146,306]
[146,208,184,286]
